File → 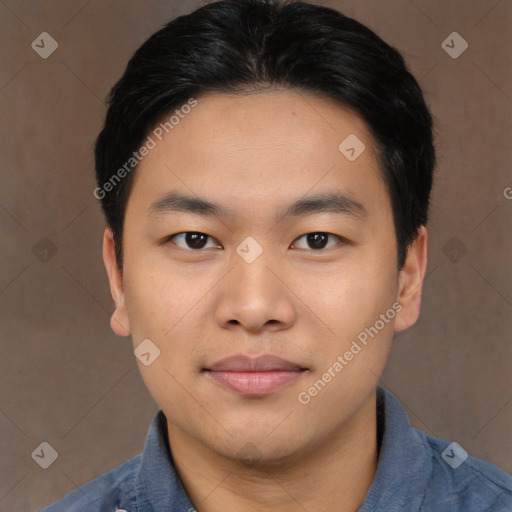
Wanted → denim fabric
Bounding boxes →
[39,388,512,511]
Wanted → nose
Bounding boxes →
[214,247,297,334]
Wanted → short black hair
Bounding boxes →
[94,0,436,271]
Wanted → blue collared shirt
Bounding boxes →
[40,388,512,511]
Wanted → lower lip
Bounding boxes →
[204,370,305,395]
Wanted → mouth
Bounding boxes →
[202,354,309,396]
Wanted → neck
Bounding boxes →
[167,393,378,512]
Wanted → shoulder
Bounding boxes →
[39,454,141,512]
[421,432,512,511]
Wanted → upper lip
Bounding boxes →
[204,354,307,372]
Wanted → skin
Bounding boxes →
[103,90,427,512]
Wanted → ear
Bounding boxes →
[394,225,428,333]
[102,227,131,337]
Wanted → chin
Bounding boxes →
[210,433,310,469]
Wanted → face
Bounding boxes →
[103,90,427,464]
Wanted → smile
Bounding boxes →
[202,354,309,396]
[203,369,307,396]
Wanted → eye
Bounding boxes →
[291,232,343,250]
[165,232,220,250]
[164,231,345,251]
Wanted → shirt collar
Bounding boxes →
[358,388,432,512]
[135,410,194,511]
[134,387,432,511]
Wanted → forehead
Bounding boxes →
[127,90,390,223]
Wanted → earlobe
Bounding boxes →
[394,226,428,333]
[102,227,131,337]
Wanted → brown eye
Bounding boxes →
[292,232,342,250]
[166,232,220,250]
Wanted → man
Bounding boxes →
[41,0,512,510]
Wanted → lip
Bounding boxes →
[205,354,306,372]
[203,355,308,396]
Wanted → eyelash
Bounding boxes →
[163,231,346,251]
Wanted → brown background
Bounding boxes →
[0,0,510,510]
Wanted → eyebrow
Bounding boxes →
[148,190,367,221]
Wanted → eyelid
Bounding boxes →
[291,232,344,250]
[164,231,346,251]
[164,232,221,249]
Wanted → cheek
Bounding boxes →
[298,253,398,391]
[123,264,205,403]
[123,256,202,348]
[296,254,397,334]
[295,260,397,409]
